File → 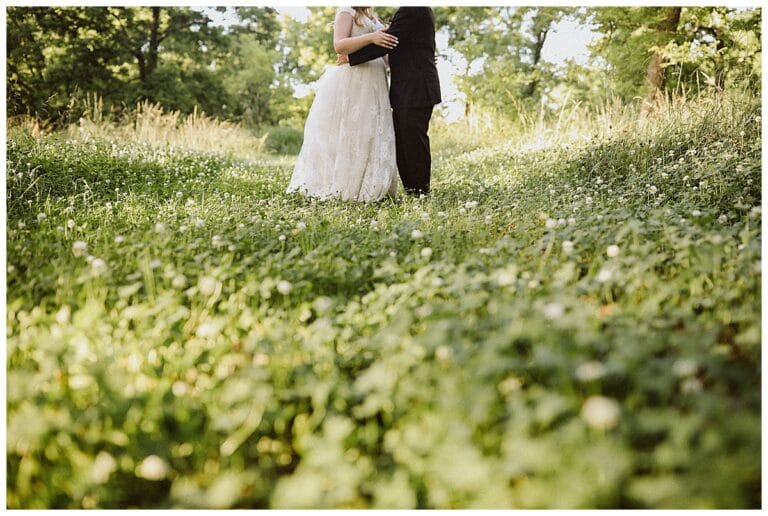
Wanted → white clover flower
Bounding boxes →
[464,200,478,209]
[72,240,88,257]
[196,321,220,338]
[672,358,697,377]
[545,218,556,229]
[420,247,433,258]
[154,223,166,233]
[435,345,452,361]
[597,268,613,283]
[149,259,161,269]
[485,215,493,224]
[296,221,307,231]
[527,279,540,289]
[253,353,270,367]
[186,198,195,206]
[37,212,47,222]
[562,240,574,254]
[498,376,522,395]
[68,374,93,389]
[606,244,620,258]
[176,191,183,197]
[195,218,205,228]
[67,219,76,229]
[649,185,658,194]
[437,211,447,218]
[91,451,117,484]
[198,276,219,296]
[459,207,467,215]
[91,258,107,273]
[212,235,223,247]
[277,280,293,295]
[136,455,169,481]
[750,206,761,218]
[179,225,188,232]
[691,209,702,217]
[567,217,576,225]
[581,396,620,430]
[411,229,424,239]
[490,269,513,288]
[171,381,188,397]
[17,221,26,229]
[278,234,286,242]
[421,212,430,221]
[542,302,565,319]
[682,175,690,182]
[55,306,71,325]
[171,274,187,289]
[313,296,333,313]
[575,361,606,382]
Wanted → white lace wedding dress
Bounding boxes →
[287,7,398,201]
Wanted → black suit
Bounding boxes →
[349,7,441,195]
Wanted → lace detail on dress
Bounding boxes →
[287,8,396,202]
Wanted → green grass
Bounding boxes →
[6,94,761,508]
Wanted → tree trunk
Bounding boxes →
[641,7,682,117]
[523,26,548,98]
[147,7,161,76]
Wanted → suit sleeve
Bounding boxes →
[348,10,414,66]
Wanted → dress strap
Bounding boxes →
[336,7,356,18]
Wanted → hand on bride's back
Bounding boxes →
[370,29,398,49]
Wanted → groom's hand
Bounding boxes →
[336,53,349,65]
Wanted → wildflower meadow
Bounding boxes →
[6,90,761,508]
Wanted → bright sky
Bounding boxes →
[208,7,601,121]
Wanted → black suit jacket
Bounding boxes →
[348,7,441,110]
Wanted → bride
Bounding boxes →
[287,7,400,201]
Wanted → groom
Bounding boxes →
[348,7,441,196]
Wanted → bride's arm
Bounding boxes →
[333,11,398,55]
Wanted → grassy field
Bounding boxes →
[6,93,761,508]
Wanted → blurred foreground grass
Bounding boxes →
[6,93,761,508]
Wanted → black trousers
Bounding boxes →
[392,105,434,195]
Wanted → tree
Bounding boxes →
[585,6,761,106]
[435,7,573,119]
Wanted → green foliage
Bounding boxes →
[436,7,574,118]
[221,34,279,126]
[6,7,284,126]
[278,7,338,86]
[261,126,304,156]
[585,7,762,101]
[6,92,760,508]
